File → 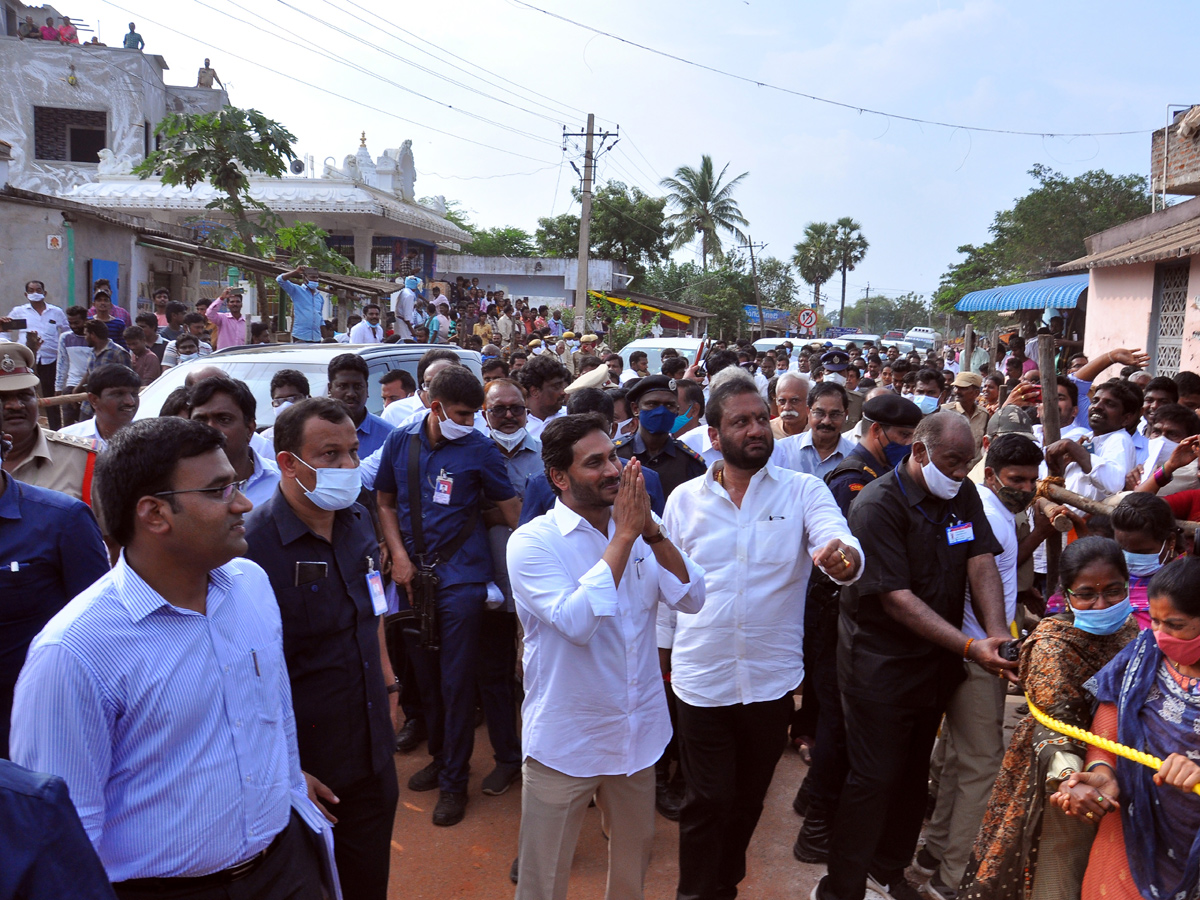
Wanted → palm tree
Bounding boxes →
[660,155,749,270]
[792,222,839,311]
[833,217,869,327]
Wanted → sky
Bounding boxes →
[62,0,1193,316]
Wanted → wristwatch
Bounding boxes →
[644,527,667,545]
[386,678,400,695]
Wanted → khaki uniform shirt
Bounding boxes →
[945,400,989,466]
[7,427,100,506]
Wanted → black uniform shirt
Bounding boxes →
[244,489,393,792]
[838,457,1000,708]
[614,431,706,498]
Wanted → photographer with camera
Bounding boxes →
[375,366,522,828]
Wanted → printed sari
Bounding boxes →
[960,614,1138,900]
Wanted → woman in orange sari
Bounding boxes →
[1051,556,1200,900]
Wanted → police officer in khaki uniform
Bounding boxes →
[0,343,100,506]
[614,375,707,498]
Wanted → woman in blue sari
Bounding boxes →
[1051,556,1200,900]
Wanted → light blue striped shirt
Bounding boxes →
[10,554,304,881]
[275,275,324,342]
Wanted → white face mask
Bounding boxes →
[616,417,634,434]
[26,292,45,303]
[294,456,361,511]
[178,352,199,363]
[921,453,964,500]
[490,426,527,452]
[824,372,847,386]
[1147,435,1179,473]
[437,407,476,441]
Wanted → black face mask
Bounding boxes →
[994,479,1035,514]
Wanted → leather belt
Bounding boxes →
[113,819,290,892]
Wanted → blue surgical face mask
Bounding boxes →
[913,394,939,415]
[881,432,910,467]
[672,408,695,433]
[294,456,361,511]
[639,405,677,435]
[1068,596,1132,635]
[1123,543,1167,577]
[306,281,320,291]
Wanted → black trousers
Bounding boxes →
[37,362,60,429]
[475,608,521,766]
[675,692,793,900]
[112,811,323,900]
[821,695,944,900]
[802,597,848,810]
[330,764,400,900]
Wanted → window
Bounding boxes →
[1149,263,1189,378]
[33,107,107,162]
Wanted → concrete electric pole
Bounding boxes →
[739,238,767,338]
[564,115,617,332]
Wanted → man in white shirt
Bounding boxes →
[517,354,568,439]
[390,277,419,340]
[59,364,140,452]
[918,433,1040,900]
[621,350,650,384]
[12,280,68,429]
[662,377,863,900]
[348,304,385,344]
[507,414,705,900]
[381,349,460,428]
[1045,380,1140,502]
[187,374,281,510]
[775,382,856,478]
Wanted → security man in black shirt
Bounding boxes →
[816,412,1017,900]
[794,393,922,863]
[243,398,399,900]
[614,375,706,497]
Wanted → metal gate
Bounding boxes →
[1150,263,1189,377]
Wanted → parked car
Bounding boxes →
[617,337,704,375]
[133,343,482,425]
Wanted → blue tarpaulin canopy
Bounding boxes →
[955,274,1089,312]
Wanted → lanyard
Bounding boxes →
[893,463,955,527]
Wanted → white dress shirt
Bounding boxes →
[507,499,706,777]
[241,450,281,509]
[12,301,68,365]
[774,430,856,479]
[58,417,108,451]
[661,461,863,708]
[680,427,722,467]
[962,486,1018,640]
[526,410,563,439]
[1064,429,1136,501]
[348,320,384,344]
[381,393,426,427]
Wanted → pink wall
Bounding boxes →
[1084,257,1200,377]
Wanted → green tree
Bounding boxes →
[135,105,296,256]
[464,226,535,257]
[793,222,839,308]
[590,181,672,282]
[933,165,1150,319]
[661,155,749,269]
[755,256,797,309]
[534,213,580,257]
[832,217,869,327]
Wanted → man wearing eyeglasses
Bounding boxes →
[10,417,332,899]
[775,382,855,478]
[476,378,539,799]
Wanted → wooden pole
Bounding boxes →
[1039,482,1199,538]
[1038,337,1063,589]
[964,322,974,373]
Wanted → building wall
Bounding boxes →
[1083,263,1157,382]
[0,197,137,316]
[0,39,226,195]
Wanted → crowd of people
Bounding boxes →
[16,17,148,49]
[2,274,1200,900]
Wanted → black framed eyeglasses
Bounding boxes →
[487,405,527,418]
[153,481,247,503]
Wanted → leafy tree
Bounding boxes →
[534,213,580,257]
[832,217,869,326]
[464,226,535,257]
[933,165,1150,319]
[793,222,839,308]
[755,256,797,309]
[590,181,672,282]
[135,106,296,256]
[257,222,372,277]
[661,155,749,269]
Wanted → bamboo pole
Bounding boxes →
[1038,481,1198,538]
[1038,338,1063,588]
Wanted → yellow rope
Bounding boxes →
[1026,697,1200,795]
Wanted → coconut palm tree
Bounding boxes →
[792,222,839,309]
[660,155,749,270]
[833,217,869,326]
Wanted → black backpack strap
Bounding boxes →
[405,432,479,568]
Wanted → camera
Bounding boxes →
[998,640,1021,662]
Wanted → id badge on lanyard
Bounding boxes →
[433,469,453,506]
[946,520,974,546]
[366,556,387,615]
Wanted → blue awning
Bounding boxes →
[955,274,1089,312]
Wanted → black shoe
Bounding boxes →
[394,718,426,754]
[655,779,682,821]
[407,759,443,792]
[509,856,519,885]
[792,811,832,864]
[481,762,522,796]
[922,874,958,900]
[793,778,813,817]
[868,874,923,900]
[912,846,940,877]
[432,790,468,826]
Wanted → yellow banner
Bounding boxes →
[588,291,691,325]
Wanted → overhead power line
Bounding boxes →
[509,0,1154,138]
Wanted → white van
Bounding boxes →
[618,337,704,375]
